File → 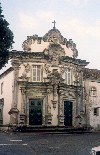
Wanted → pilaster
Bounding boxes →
[9,61,20,125]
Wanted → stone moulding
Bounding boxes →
[60,56,89,66]
[9,51,49,60]
[9,51,89,67]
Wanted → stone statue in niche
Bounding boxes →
[52,51,59,66]
[24,63,31,73]
[44,64,50,74]
[19,64,31,81]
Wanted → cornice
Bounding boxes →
[9,51,89,66]
[9,51,49,60]
[83,68,100,80]
[60,56,89,66]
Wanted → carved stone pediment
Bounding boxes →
[43,28,65,44]
[60,90,75,99]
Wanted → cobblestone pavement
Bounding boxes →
[0,131,100,155]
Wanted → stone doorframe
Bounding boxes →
[26,96,46,126]
[62,98,76,127]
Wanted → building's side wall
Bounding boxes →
[0,70,13,125]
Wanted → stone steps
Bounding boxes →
[13,126,91,133]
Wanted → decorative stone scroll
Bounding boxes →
[59,65,65,74]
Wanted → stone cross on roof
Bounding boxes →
[52,20,56,29]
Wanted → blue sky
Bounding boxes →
[1,0,100,69]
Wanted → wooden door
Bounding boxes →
[29,99,42,125]
[64,101,72,126]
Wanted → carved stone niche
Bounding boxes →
[51,100,57,109]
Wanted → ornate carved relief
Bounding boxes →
[19,63,31,81]
[44,43,65,66]
[48,69,63,85]
[47,89,51,94]
[44,64,51,74]
[59,65,65,74]
[66,39,78,58]
[24,63,31,73]
[51,100,57,109]
[43,28,65,44]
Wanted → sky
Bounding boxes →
[0,0,100,70]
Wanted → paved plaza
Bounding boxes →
[0,131,100,155]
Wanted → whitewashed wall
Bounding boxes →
[0,69,14,125]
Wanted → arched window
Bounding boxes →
[90,87,97,96]
[65,68,72,85]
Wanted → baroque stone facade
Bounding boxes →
[1,26,100,128]
[8,27,88,127]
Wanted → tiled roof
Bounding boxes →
[0,67,13,79]
[83,68,100,80]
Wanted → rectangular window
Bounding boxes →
[94,108,99,116]
[1,82,3,95]
[33,65,41,82]
[65,68,72,85]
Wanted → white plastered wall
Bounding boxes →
[0,70,14,125]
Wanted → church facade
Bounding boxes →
[0,25,100,129]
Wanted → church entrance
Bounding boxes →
[64,101,73,126]
[29,99,42,125]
